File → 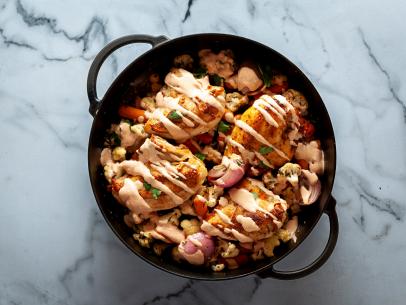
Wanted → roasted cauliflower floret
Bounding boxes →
[112,147,126,161]
[211,263,225,272]
[225,92,249,112]
[160,209,182,226]
[262,171,277,190]
[283,89,308,116]
[180,218,201,236]
[140,96,156,112]
[197,185,224,208]
[133,231,153,248]
[220,242,240,258]
[202,146,222,164]
[198,49,235,78]
[263,234,280,257]
[278,163,301,186]
[103,162,122,183]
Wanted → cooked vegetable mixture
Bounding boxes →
[100,49,324,271]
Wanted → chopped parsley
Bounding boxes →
[143,181,152,191]
[210,74,224,86]
[194,152,206,161]
[252,192,259,200]
[217,121,230,133]
[258,161,270,169]
[258,64,273,87]
[110,133,121,146]
[168,110,182,121]
[122,119,133,125]
[151,188,162,199]
[259,146,274,155]
[193,67,207,78]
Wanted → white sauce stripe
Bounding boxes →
[235,120,289,160]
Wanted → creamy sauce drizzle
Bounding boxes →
[156,93,207,126]
[229,188,258,213]
[253,151,273,168]
[261,95,286,119]
[150,162,195,194]
[253,99,279,127]
[120,160,184,205]
[165,68,224,110]
[155,222,185,244]
[214,209,233,225]
[236,215,260,232]
[201,221,233,240]
[118,178,151,214]
[235,120,289,160]
[231,229,253,242]
[152,108,190,141]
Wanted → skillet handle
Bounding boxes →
[87,34,169,117]
[257,196,339,280]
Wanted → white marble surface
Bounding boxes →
[1,0,405,304]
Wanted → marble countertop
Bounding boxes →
[1,0,405,304]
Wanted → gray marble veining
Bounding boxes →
[1,0,405,304]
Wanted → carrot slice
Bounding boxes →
[118,105,146,120]
[193,197,208,218]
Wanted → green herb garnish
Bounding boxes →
[195,152,206,161]
[252,192,259,200]
[210,74,224,86]
[258,65,273,87]
[258,161,270,169]
[151,188,162,199]
[122,119,133,125]
[168,110,182,121]
[143,181,152,191]
[111,133,121,146]
[193,67,207,78]
[218,121,230,133]
[259,146,274,155]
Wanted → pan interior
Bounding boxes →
[88,34,336,280]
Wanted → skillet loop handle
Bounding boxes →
[258,196,339,280]
[87,34,169,117]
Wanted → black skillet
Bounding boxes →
[87,34,338,280]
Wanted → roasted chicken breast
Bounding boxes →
[144,68,226,142]
[202,178,288,242]
[111,135,207,214]
[224,94,299,168]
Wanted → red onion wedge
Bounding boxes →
[178,232,215,265]
[208,154,245,188]
[300,169,321,205]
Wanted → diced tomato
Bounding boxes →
[299,117,315,138]
[269,83,288,94]
[183,140,199,154]
[194,133,213,145]
[234,254,249,266]
[297,159,309,170]
[193,197,208,218]
[111,178,122,192]
[253,93,262,100]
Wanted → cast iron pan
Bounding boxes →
[87,34,338,280]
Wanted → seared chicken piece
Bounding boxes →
[224,94,299,168]
[202,178,288,242]
[144,68,226,142]
[112,135,207,214]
